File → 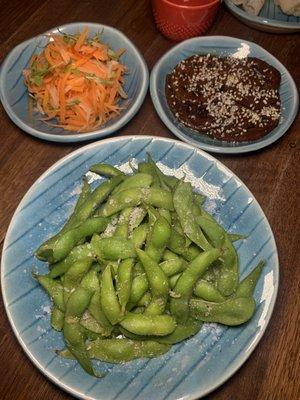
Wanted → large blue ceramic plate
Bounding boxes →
[224,0,300,33]
[0,23,148,142]
[150,36,298,154]
[1,136,278,399]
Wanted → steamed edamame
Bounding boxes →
[35,157,265,377]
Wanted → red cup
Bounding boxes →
[152,0,221,42]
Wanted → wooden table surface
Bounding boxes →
[0,1,299,399]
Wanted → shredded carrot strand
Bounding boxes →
[74,27,89,52]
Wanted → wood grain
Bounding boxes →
[0,1,299,399]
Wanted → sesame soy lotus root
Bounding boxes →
[165,54,281,142]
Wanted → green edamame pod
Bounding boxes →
[192,207,224,244]
[100,264,122,325]
[145,154,169,188]
[72,175,124,221]
[57,178,91,234]
[112,173,153,194]
[63,286,98,376]
[228,233,247,242]
[63,258,93,304]
[146,215,171,263]
[157,319,202,344]
[195,213,239,296]
[80,267,100,292]
[59,339,171,363]
[217,237,239,296]
[127,274,149,307]
[64,286,92,318]
[80,311,109,336]
[100,188,143,216]
[64,322,97,374]
[236,260,265,298]
[162,175,178,190]
[35,274,64,311]
[146,154,178,191]
[120,313,176,336]
[170,248,220,323]
[146,206,159,242]
[49,243,95,278]
[158,209,172,224]
[167,227,188,255]
[146,188,174,210]
[133,262,144,276]
[150,215,171,248]
[162,249,180,261]
[118,326,149,340]
[91,234,135,261]
[51,307,64,331]
[99,187,174,217]
[184,245,201,262]
[138,161,161,188]
[172,214,191,246]
[36,217,109,264]
[117,258,134,310]
[36,176,123,260]
[74,178,91,213]
[89,163,125,178]
[136,249,169,315]
[149,162,179,190]
[167,229,200,262]
[128,207,147,232]
[88,290,113,336]
[159,258,188,277]
[169,273,181,289]
[81,327,105,341]
[190,297,256,326]
[194,193,206,206]
[109,261,120,276]
[89,338,171,362]
[201,261,220,284]
[36,179,91,260]
[113,207,132,238]
[63,287,95,375]
[137,292,151,307]
[173,181,212,251]
[194,280,225,302]
[131,223,148,248]
[79,268,112,334]
[132,307,146,314]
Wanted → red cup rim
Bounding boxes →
[157,0,221,9]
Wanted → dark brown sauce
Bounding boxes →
[165,54,281,142]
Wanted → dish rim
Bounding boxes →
[224,0,300,31]
[150,35,299,154]
[156,0,221,10]
[0,22,149,143]
[1,134,279,400]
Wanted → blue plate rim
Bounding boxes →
[0,22,149,143]
[150,35,299,154]
[1,135,279,399]
[224,0,300,30]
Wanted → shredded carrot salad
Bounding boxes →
[23,27,127,132]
